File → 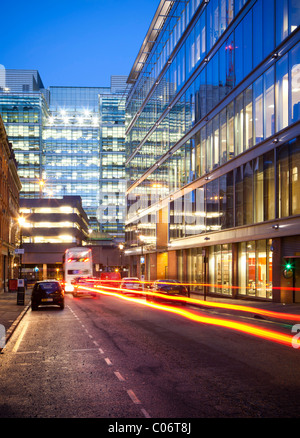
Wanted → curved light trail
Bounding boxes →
[75,283,300,349]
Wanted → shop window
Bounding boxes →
[208,244,232,295]
[238,240,272,299]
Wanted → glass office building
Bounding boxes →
[44,86,109,228]
[125,0,300,302]
[0,70,49,198]
[99,93,126,238]
[44,82,127,237]
[0,72,128,240]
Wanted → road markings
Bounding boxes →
[12,322,29,353]
[114,371,125,381]
[67,302,151,417]
[141,408,151,418]
[127,389,141,404]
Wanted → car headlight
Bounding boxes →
[65,284,74,292]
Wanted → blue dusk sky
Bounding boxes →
[0,0,159,88]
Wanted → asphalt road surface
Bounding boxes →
[0,292,300,419]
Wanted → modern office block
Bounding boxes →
[0,70,49,198]
[125,0,300,302]
[0,71,128,239]
[44,81,127,237]
[98,92,127,238]
[19,195,89,281]
[44,86,109,226]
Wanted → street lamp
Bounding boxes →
[138,235,146,284]
[118,243,124,269]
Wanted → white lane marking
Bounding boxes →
[67,303,150,416]
[127,389,141,404]
[114,371,125,381]
[105,357,112,366]
[12,322,29,353]
[141,408,151,418]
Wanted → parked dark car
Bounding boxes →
[119,277,143,295]
[31,280,64,310]
[147,279,189,304]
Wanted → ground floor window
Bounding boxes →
[175,239,273,299]
[186,248,205,293]
[208,244,232,295]
[238,239,272,299]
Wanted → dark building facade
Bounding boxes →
[19,196,89,281]
[19,196,125,281]
[0,115,22,292]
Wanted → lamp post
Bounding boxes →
[17,216,28,279]
[118,243,124,270]
[138,235,146,289]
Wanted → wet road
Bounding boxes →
[0,292,300,418]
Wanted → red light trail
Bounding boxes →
[75,282,300,349]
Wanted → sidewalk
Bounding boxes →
[0,289,32,349]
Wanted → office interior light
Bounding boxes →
[59,234,73,242]
[60,206,73,213]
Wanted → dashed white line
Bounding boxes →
[141,408,151,418]
[127,389,141,404]
[67,303,150,417]
[114,371,125,381]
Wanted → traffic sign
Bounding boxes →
[15,249,24,254]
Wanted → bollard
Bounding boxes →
[17,279,25,305]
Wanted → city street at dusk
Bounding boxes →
[0,0,299,426]
[1,289,300,421]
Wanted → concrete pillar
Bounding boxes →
[43,263,47,280]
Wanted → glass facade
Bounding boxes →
[0,93,48,198]
[0,76,128,240]
[44,86,107,227]
[44,86,127,237]
[98,94,126,238]
[125,0,300,301]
